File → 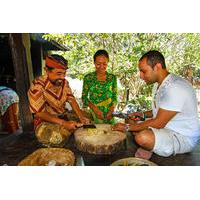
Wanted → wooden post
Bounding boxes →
[9,33,33,132]
[31,40,43,77]
[22,33,34,84]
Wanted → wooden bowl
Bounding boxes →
[111,157,157,166]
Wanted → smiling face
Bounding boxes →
[94,55,108,74]
[46,68,66,86]
[138,57,158,85]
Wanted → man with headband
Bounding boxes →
[28,54,90,147]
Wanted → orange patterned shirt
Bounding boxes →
[28,75,74,116]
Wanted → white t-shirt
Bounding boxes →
[152,74,200,140]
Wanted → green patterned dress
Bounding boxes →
[82,71,117,124]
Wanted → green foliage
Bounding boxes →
[128,95,152,111]
[43,33,200,109]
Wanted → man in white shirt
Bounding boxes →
[112,50,200,159]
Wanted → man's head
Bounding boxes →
[45,54,68,86]
[93,50,109,74]
[138,50,166,84]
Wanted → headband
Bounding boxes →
[46,56,67,70]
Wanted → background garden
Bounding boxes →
[43,33,200,111]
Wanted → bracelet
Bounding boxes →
[125,124,130,132]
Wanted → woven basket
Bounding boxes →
[18,148,75,166]
[35,122,72,147]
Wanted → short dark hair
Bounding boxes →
[139,50,166,69]
[93,50,109,62]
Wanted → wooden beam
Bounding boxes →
[31,40,43,78]
[8,33,33,131]
[22,33,34,84]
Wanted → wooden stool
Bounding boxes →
[74,124,126,155]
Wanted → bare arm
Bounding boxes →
[36,111,79,131]
[88,102,104,120]
[106,104,116,120]
[112,108,177,132]
[130,108,177,131]
[68,96,90,124]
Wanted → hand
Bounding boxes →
[92,107,104,120]
[76,122,83,128]
[95,109,104,120]
[128,112,145,121]
[89,102,104,120]
[111,123,126,132]
[79,116,91,124]
[125,118,137,125]
[106,112,113,121]
[106,106,115,120]
[62,120,80,131]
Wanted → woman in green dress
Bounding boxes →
[82,50,117,124]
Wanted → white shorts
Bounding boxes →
[151,128,195,157]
